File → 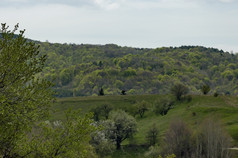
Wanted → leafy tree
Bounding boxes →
[90,120,116,157]
[90,104,113,121]
[201,84,210,95]
[30,109,97,158]
[0,23,54,157]
[134,100,149,118]
[153,97,173,116]
[171,83,189,101]
[59,67,74,86]
[109,110,137,149]
[146,123,159,146]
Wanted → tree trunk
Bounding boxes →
[116,138,121,150]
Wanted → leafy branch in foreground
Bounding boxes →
[0,23,54,157]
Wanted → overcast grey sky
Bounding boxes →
[1,0,238,52]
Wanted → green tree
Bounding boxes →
[153,97,173,116]
[201,84,210,95]
[134,100,149,118]
[90,104,113,121]
[59,67,74,86]
[0,24,54,157]
[30,109,97,158]
[171,83,189,101]
[146,123,159,146]
[109,110,137,149]
[90,120,116,157]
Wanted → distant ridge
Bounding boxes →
[30,41,236,97]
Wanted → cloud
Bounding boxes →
[93,0,121,10]
[1,0,237,10]
[219,0,235,3]
[0,0,93,8]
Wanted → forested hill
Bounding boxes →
[38,42,238,97]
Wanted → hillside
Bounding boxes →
[52,95,238,157]
[38,42,238,97]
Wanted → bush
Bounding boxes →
[214,92,219,97]
[145,145,176,158]
[201,84,211,95]
[90,104,113,121]
[171,83,189,101]
[144,145,161,158]
[154,97,174,116]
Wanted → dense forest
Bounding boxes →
[38,42,238,97]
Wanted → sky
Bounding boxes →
[1,0,238,52]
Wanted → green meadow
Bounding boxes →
[51,94,238,157]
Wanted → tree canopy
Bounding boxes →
[36,41,238,97]
[0,23,54,157]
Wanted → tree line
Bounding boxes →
[38,38,238,97]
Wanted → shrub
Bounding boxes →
[154,97,174,116]
[201,84,211,95]
[171,83,189,101]
[214,92,219,97]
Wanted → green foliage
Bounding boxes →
[0,23,54,157]
[214,92,219,97]
[171,83,189,101]
[146,123,159,146]
[90,104,113,121]
[201,84,211,95]
[37,42,238,97]
[145,144,176,158]
[109,110,137,149]
[31,109,97,158]
[59,67,74,86]
[144,145,161,158]
[153,97,174,116]
[134,100,150,118]
[52,94,238,157]
[90,120,116,156]
[158,154,176,158]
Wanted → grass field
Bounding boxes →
[51,94,238,157]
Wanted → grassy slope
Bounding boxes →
[51,95,238,157]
